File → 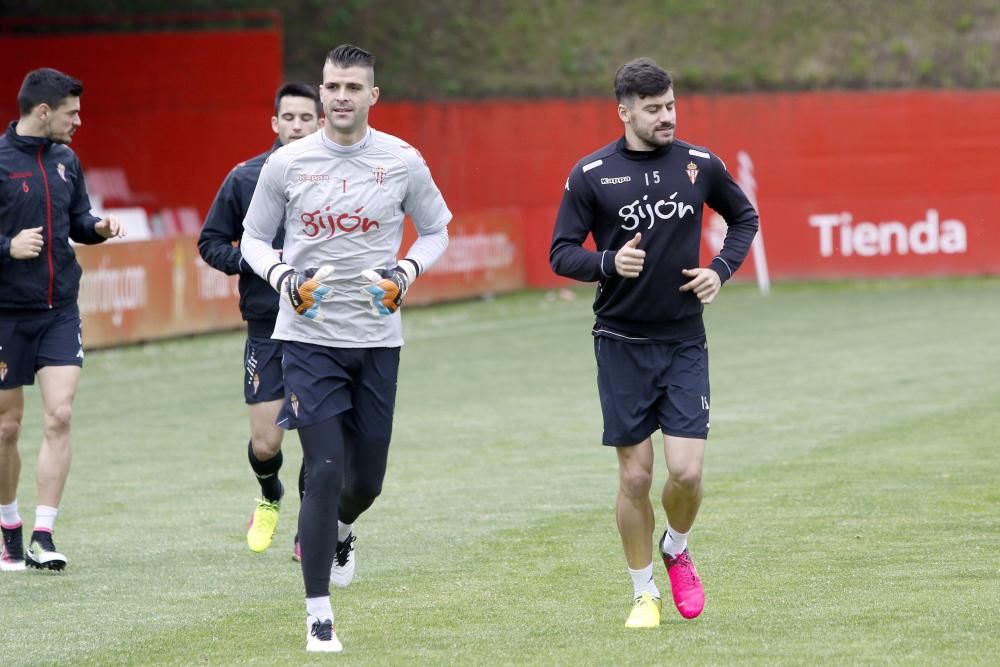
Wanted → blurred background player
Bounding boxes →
[550,58,758,627]
[240,44,451,653]
[198,82,322,556]
[0,68,124,572]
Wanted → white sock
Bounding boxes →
[337,521,353,543]
[628,563,660,599]
[661,524,689,558]
[306,596,333,622]
[0,500,21,527]
[34,505,58,533]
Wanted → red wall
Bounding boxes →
[374,91,1000,286]
[0,28,282,213]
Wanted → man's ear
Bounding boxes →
[617,103,629,123]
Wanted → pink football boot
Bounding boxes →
[663,548,705,619]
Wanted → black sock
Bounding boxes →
[248,441,284,502]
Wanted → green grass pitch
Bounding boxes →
[2,278,998,665]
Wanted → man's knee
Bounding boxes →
[668,464,703,491]
[619,465,654,499]
[0,415,22,445]
[44,402,73,435]
[250,431,283,459]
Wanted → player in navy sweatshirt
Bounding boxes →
[550,57,758,627]
[197,82,321,559]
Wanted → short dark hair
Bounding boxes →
[274,82,321,117]
[614,58,672,103]
[326,44,375,72]
[17,68,83,115]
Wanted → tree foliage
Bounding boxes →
[3,0,999,99]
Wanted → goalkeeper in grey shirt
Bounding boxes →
[241,44,450,654]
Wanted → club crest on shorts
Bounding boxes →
[252,372,260,395]
[57,163,67,182]
[289,393,299,417]
[686,161,699,185]
[373,165,386,187]
[0,360,7,382]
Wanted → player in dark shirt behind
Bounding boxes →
[550,57,758,628]
[198,83,321,557]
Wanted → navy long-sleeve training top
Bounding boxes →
[550,136,759,342]
[197,140,285,338]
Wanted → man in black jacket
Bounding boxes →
[550,58,758,627]
[0,68,124,572]
[198,82,320,557]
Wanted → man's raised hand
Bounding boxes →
[615,232,645,278]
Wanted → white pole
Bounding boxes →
[736,151,770,296]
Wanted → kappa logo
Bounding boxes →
[600,176,631,185]
[297,173,330,183]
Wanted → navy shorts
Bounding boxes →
[278,341,399,439]
[243,335,284,404]
[0,304,83,390]
[594,335,710,445]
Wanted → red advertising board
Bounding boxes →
[76,238,243,348]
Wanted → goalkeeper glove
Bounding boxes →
[266,263,335,322]
[360,259,420,316]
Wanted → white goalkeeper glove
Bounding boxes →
[360,259,420,316]
[266,263,335,322]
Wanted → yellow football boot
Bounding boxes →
[247,498,280,552]
[625,592,662,628]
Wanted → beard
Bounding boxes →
[635,123,674,149]
[46,124,73,144]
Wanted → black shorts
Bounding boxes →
[243,335,284,404]
[0,305,83,389]
[594,335,710,445]
[278,341,399,439]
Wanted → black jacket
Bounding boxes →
[197,141,284,338]
[0,122,105,312]
[551,137,759,341]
